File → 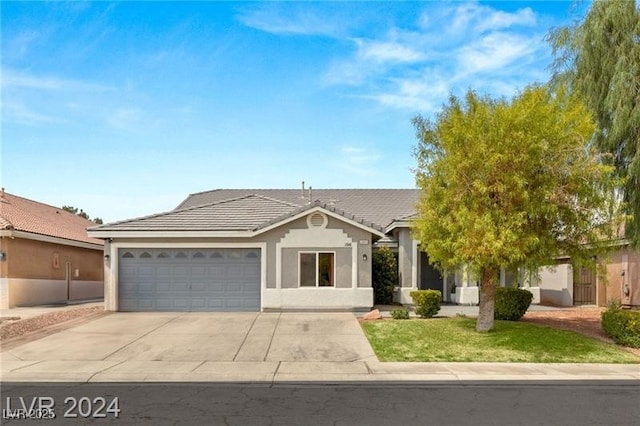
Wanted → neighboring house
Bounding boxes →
[0,190,104,309]
[536,241,639,308]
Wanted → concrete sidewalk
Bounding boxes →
[2,357,638,383]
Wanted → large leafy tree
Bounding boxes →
[412,86,622,332]
[547,0,640,245]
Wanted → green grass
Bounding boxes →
[361,317,640,363]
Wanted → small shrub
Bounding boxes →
[409,290,441,318]
[602,308,640,348]
[391,307,410,320]
[372,247,398,305]
[494,287,533,321]
[606,298,623,311]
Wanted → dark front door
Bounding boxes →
[573,266,595,305]
[419,252,444,294]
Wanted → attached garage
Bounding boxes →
[118,248,261,312]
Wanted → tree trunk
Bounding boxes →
[476,267,498,332]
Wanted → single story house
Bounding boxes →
[88,187,545,312]
[89,188,451,312]
[0,190,104,309]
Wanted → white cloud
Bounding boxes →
[475,7,537,33]
[369,78,445,113]
[2,68,113,92]
[337,145,381,175]
[355,39,425,63]
[449,3,536,34]
[237,6,344,37]
[456,32,538,75]
[323,1,549,113]
[2,101,60,126]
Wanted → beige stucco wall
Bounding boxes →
[2,237,103,281]
[598,247,640,307]
[3,278,103,307]
[538,263,574,307]
[0,237,104,308]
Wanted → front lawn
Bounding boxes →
[361,317,640,363]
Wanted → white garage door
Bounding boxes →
[118,248,261,311]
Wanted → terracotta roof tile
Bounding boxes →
[0,192,103,246]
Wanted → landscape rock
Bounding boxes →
[362,309,382,320]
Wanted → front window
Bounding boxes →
[299,252,335,287]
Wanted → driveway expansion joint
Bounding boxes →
[263,312,281,362]
[101,314,183,361]
[87,360,127,383]
[232,313,260,361]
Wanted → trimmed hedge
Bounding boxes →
[391,307,410,320]
[372,247,398,305]
[494,287,533,321]
[601,308,640,348]
[409,290,441,318]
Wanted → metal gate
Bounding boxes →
[573,267,595,305]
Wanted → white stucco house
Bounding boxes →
[88,188,540,312]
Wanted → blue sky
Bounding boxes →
[2,1,589,223]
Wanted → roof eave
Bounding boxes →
[87,230,257,239]
[4,229,103,250]
[385,219,413,234]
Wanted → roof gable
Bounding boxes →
[0,191,103,246]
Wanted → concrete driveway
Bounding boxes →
[1,312,377,382]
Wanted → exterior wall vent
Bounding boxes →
[307,212,328,229]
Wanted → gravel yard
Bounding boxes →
[522,307,640,357]
[0,305,104,341]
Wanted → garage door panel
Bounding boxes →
[156,282,171,292]
[137,299,154,309]
[191,266,206,276]
[191,282,207,292]
[138,282,157,293]
[172,266,189,277]
[191,299,207,310]
[118,248,261,312]
[172,282,189,292]
[172,299,190,310]
[156,299,172,310]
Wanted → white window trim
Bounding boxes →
[298,251,336,288]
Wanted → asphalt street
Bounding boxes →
[2,382,639,425]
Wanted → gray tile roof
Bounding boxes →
[177,189,418,229]
[93,195,299,231]
[93,189,418,233]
